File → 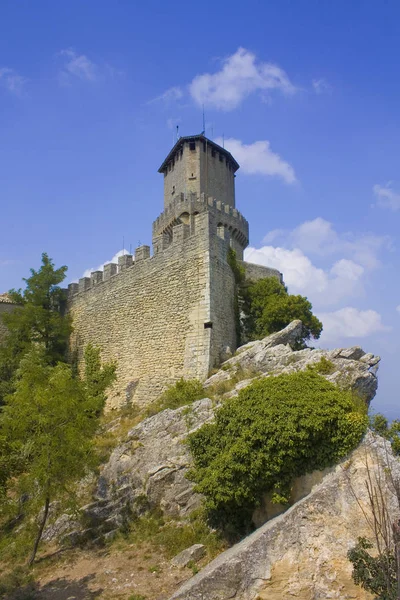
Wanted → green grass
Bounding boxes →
[145,379,205,417]
[122,509,225,560]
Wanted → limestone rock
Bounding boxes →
[52,321,380,549]
[88,398,215,525]
[169,432,399,600]
[205,321,380,404]
[171,544,206,567]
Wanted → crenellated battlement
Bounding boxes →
[152,192,249,257]
[68,211,230,299]
[68,247,149,298]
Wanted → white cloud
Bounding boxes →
[149,86,183,105]
[82,249,129,278]
[312,78,332,94]
[189,47,296,110]
[373,183,400,211]
[263,217,389,269]
[58,48,99,84]
[0,67,27,95]
[244,246,364,306]
[316,307,390,341]
[215,137,296,184]
[396,305,400,314]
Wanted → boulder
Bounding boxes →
[171,544,206,567]
[49,321,381,548]
[168,432,400,600]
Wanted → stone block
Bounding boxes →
[171,544,206,567]
[79,277,91,292]
[103,263,118,281]
[68,283,79,296]
[118,254,133,270]
[135,245,150,262]
[91,271,103,285]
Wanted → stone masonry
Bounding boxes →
[0,135,282,407]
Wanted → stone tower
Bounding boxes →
[62,134,282,407]
[153,134,249,259]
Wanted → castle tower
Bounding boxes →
[158,134,239,209]
[153,134,249,259]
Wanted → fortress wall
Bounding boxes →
[242,261,283,284]
[68,212,236,408]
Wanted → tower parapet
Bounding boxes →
[152,192,249,259]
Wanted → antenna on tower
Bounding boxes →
[122,236,125,255]
[222,133,225,148]
[176,125,179,141]
[202,104,205,135]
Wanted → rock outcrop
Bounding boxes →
[169,432,400,600]
[205,320,380,404]
[57,321,379,543]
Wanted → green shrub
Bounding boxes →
[146,378,205,417]
[307,356,335,375]
[125,509,224,559]
[370,413,400,455]
[187,371,368,533]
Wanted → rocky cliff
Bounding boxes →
[48,321,392,599]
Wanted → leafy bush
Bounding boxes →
[187,371,368,533]
[241,277,323,347]
[348,537,397,599]
[146,378,205,417]
[307,356,336,375]
[370,413,400,455]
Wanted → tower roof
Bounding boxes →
[158,134,240,173]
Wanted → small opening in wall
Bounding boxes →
[189,142,196,151]
[204,321,213,329]
[211,149,216,157]
[219,154,223,162]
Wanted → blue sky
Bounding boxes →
[1,0,399,417]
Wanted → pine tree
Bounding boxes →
[0,253,72,405]
[1,347,116,565]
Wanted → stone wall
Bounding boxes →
[241,260,283,284]
[68,212,237,408]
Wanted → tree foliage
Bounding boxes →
[348,537,397,600]
[0,346,116,564]
[188,371,367,533]
[0,253,72,405]
[241,277,323,346]
[370,413,400,456]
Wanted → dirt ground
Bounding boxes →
[27,542,195,600]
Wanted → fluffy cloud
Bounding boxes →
[215,137,296,184]
[263,217,389,269]
[316,307,389,341]
[245,217,391,342]
[82,249,128,279]
[189,47,296,110]
[244,246,365,306]
[0,67,27,95]
[58,49,99,84]
[373,183,400,211]
[397,305,400,314]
